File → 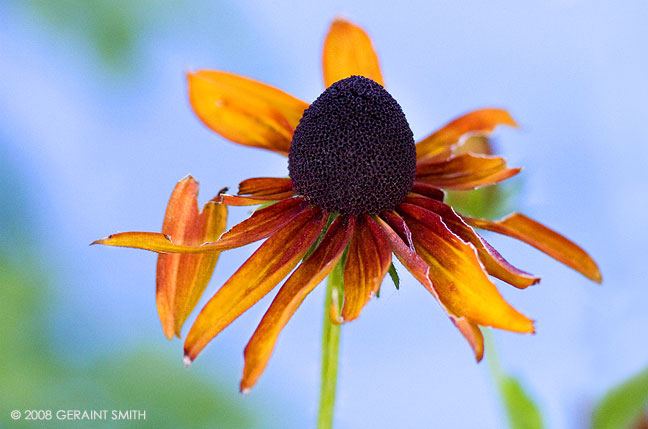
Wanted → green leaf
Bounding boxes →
[592,365,648,429]
[388,263,400,290]
[485,331,544,429]
[498,375,544,429]
[376,263,400,298]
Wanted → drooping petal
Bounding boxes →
[463,213,602,283]
[375,214,485,361]
[92,197,307,255]
[404,196,540,288]
[398,203,534,333]
[184,206,326,363]
[410,182,445,201]
[240,216,354,391]
[154,176,227,339]
[341,215,392,322]
[238,177,293,196]
[188,70,308,156]
[416,109,518,161]
[322,18,384,88]
[415,153,521,190]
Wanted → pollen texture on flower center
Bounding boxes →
[288,76,416,215]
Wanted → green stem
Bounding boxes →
[317,260,344,429]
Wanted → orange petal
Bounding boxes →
[463,213,602,283]
[238,177,293,196]
[184,206,326,362]
[375,214,484,360]
[188,70,308,155]
[399,203,534,333]
[154,176,227,339]
[240,216,354,391]
[341,215,391,322]
[415,153,521,190]
[416,109,518,161]
[92,197,307,255]
[404,196,540,289]
[451,318,484,362]
[322,18,384,88]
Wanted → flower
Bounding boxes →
[93,18,601,391]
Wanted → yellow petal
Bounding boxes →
[188,70,308,155]
[323,18,384,88]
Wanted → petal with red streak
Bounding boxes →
[416,109,517,161]
[415,153,521,190]
[463,213,602,283]
[341,215,392,322]
[398,203,534,333]
[375,214,485,361]
[410,182,445,201]
[92,197,307,255]
[184,206,326,362]
[404,196,539,288]
[238,177,293,196]
[240,216,354,391]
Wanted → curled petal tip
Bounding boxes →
[183,355,193,369]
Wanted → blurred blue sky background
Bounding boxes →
[1,0,647,427]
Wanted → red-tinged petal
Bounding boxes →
[404,196,540,288]
[410,182,445,201]
[151,176,227,339]
[463,213,602,283]
[218,192,296,206]
[341,215,392,322]
[415,153,521,190]
[188,70,308,156]
[451,318,484,362]
[374,215,485,360]
[240,216,354,391]
[399,203,534,333]
[92,197,308,255]
[204,197,307,251]
[416,109,518,161]
[379,210,416,251]
[238,177,293,196]
[323,18,384,88]
[184,207,327,362]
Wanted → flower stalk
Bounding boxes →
[318,259,344,429]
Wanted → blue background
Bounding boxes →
[1,0,647,427]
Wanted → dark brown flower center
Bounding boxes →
[288,76,416,215]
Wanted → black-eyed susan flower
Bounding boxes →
[94,18,601,392]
